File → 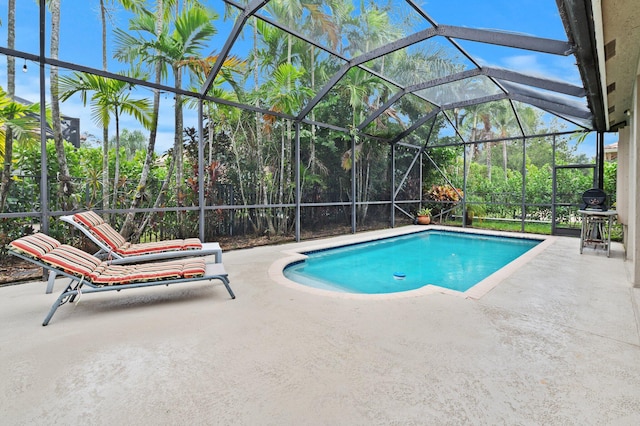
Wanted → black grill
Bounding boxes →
[581,188,608,211]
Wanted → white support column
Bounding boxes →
[617,125,629,254]
[630,75,640,286]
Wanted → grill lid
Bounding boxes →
[581,188,608,211]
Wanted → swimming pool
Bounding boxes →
[283,229,542,295]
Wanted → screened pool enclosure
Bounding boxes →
[0,0,611,248]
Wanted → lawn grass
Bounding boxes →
[439,217,623,242]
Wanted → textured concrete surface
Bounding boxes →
[1,226,639,425]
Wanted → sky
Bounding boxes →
[0,0,614,154]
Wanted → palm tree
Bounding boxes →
[168,6,217,215]
[115,129,147,161]
[114,3,217,237]
[58,72,153,208]
[457,102,494,179]
[336,67,389,220]
[1,0,16,212]
[492,101,519,180]
[47,0,75,209]
[272,0,336,200]
[113,1,165,239]
[0,87,41,211]
[183,53,245,187]
[96,0,147,211]
[252,62,314,233]
[247,1,336,234]
[298,0,338,186]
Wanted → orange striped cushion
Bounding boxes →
[72,211,203,256]
[181,258,207,278]
[41,245,102,278]
[88,223,127,250]
[73,211,104,228]
[92,265,180,285]
[183,238,203,250]
[91,258,205,285]
[115,239,200,256]
[73,212,127,250]
[9,233,61,259]
[9,232,208,287]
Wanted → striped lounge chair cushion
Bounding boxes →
[73,211,104,228]
[73,211,203,256]
[115,239,202,256]
[183,238,202,250]
[9,233,207,286]
[9,233,61,259]
[90,223,127,251]
[73,212,127,251]
[41,245,103,279]
[9,234,102,279]
[91,258,206,285]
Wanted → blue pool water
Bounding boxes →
[283,230,541,294]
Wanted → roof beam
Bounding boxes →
[407,68,483,92]
[350,25,573,70]
[483,67,586,97]
[403,67,585,99]
[440,93,509,111]
[358,90,406,131]
[510,92,592,119]
[436,25,574,55]
[389,110,438,144]
[297,63,350,120]
[556,0,605,130]
[199,0,271,97]
[351,28,438,66]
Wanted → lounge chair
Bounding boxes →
[48,211,222,293]
[60,211,222,262]
[9,233,235,326]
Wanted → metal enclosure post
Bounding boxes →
[419,150,423,207]
[351,135,356,233]
[39,0,49,235]
[597,131,604,188]
[462,142,467,228]
[198,100,205,242]
[295,122,301,241]
[391,144,395,227]
[521,137,526,232]
[551,135,557,234]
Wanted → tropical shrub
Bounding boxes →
[426,185,463,218]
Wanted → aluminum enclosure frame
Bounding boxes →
[0,0,606,242]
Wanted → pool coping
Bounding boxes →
[268,225,557,300]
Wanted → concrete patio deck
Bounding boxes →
[1,226,640,424]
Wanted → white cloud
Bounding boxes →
[502,55,548,77]
[501,54,582,86]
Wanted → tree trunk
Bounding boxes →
[253,18,275,235]
[230,118,258,232]
[100,0,110,216]
[486,142,492,181]
[0,0,16,212]
[133,151,177,242]
[278,125,285,233]
[502,140,508,179]
[102,129,110,214]
[112,110,121,208]
[49,0,76,210]
[173,64,185,237]
[121,0,164,239]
